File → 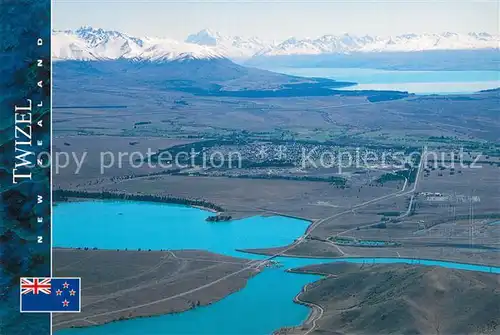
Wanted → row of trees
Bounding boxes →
[53,190,224,212]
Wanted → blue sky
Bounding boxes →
[53,0,499,40]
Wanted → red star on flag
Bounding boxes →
[62,282,70,289]
[56,289,62,296]
[69,289,76,296]
[62,299,70,307]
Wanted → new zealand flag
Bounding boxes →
[20,277,81,313]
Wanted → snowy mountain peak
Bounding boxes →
[72,26,142,47]
[53,27,225,62]
[186,29,222,46]
[185,29,271,59]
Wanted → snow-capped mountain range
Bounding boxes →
[52,27,499,62]
[52,27,224,61]
[256,32,499,56]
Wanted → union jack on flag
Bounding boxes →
[21,278,52,295]
[20,277,81,313]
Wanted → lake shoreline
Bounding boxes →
[53,248,263,332]
[53,189,226,214]
[274,269,337,335]
[267,67,500,95]
[54,189,314,224]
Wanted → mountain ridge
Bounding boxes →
[256,32,499,57]
[52,26,226,62]
[53,27,500,62]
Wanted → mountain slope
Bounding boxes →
[53,57,355,92]
[282,263,500,335]
[54,58,413,102]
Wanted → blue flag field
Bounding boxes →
[20,277,81,313]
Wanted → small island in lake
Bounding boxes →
[206,215,233,222]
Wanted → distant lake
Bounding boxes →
[269,67,500,94]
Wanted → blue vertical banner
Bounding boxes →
[0,0,52,334]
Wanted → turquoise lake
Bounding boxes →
[54,201,500,335]
[269,67,500,94]
[56,268,320,335]
[53,201,309,259]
